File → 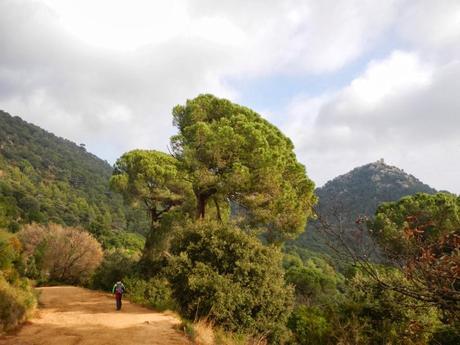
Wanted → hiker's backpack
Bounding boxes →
[115,282,124,294]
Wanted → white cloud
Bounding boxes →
[41,0,190,50]
[0,0,237,161]
[0,0,402,162]
[342,51,433,108]
[398,0,460,58]
[1,0,460,193]
[284,51,460,192]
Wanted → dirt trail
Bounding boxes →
[0,286,191,345]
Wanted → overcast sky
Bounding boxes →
[1,0,459,192]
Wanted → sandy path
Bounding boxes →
[0,286,191,345]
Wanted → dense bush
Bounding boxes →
[283,247,444,345]
[285,255,344,305]
[283,248,343,345]
[335,270,440,345]
[18,223,103,284]
[90,249,139,291]
[123,276,176,311]
[0,230,36,333]
[0,275,36,333]
[98,231,145,253]
[288,306,331,345]
[0,230,19,270]
[368,193,460,319]
[167,220,293,343]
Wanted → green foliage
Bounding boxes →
[0,274,37,333]
[111,150,193,261]
[283,244,445,345]
[371,192,460,254]
[0,230,18,271]
[171,94,316,243]
[123,276,176,311]
[285,256,344,305]
[0,229,36,334]
[337,269,440,345]
[0,110,149,244]
[283,247,344,345]
[98,231,145,254]
[288,306,331,345]
[370,193,460,318]
[167,220,293,342]
[111,150,190,210]
[430,324,460,345]
[90,249,139,291]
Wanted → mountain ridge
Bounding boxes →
[295,159,438,253]
[316,158,436,216]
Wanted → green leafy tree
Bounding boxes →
[285,256,344,306]
[0,230,19,271]
[288,305,332,345]
[110,150,192,261]
[171,94,316,243]
[370,193,460,319]
[336,269,440,345]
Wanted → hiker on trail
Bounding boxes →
[112,281,126,310]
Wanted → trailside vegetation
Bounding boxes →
[0,229,36,333]
[168,220,294,343]
[292,192,459,344]
[18,223,103,285]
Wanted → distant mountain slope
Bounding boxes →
[295,159,437,253]
[316,159,436,219]
[0,110,147,246]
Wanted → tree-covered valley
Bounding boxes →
[0,96,458,344]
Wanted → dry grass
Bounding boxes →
[193,320,215,345]
[183,319,267,345]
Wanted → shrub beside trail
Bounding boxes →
[0,229,37,333]
[0,275,37,333]
[18,223,103,285]
[167,220,294,343]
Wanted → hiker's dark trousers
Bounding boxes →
[115,292,122,310]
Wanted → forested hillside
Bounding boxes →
[0,110,147,247]
[296,159,437,253]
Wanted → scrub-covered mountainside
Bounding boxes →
[296,159,437,252]
[0,110,147,247]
